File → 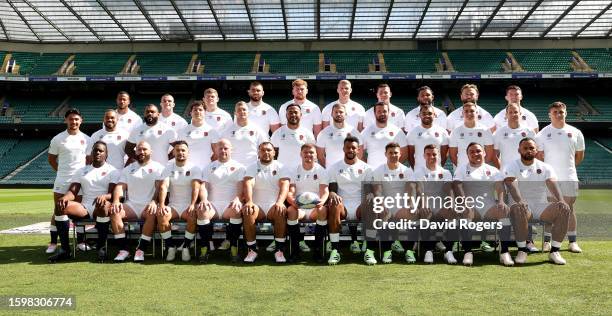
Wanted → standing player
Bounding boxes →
[321,80,365,131]
[452,142,509,266]
[449,102,498,168]
[199,139,246,262]
[326,136,372,265]
[46,109,91,255]
[361,102,408,168]
[413,144,456,264]
[406,105,450,169]
[404,86,447,132]
[202,88,233,131]
[110,141,165,262]
[370,142,415,264]
[446,84,495,131]
[364,84,405,129]
[536,101,585,253]
[493,85,539,133]
[285,144,329,262]
[503,138,571,265]
[50,141,119,262]
[271,103,316,170]
[158,93,188,131]
[242,142,290,263]
[89,109,129,170]
[157,141,201,262]
[278,79,323,137]
[125,104,177,165]
[221,101,268,167]
[493,103,535,168]
[177,101,219,168]
[246,81,281,135]
[112,91,142,133]
[316,103,362,167]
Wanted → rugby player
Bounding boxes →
[202,88,233,131]
[364,83,405,129]
[361,102,407,168]
[271,103,316,169]
[536,101,585,253]
[125,104,177,165]
[242,142,290,263]
[89,109,129,170]
[50,141,118,262]
[503,138,571,265]
[286,144,329,262]
[316,102,362,167]
[446,84,495,131]
[406,105,449,169]
[158,93,188,131]
[199,139,246,263]
[278,79,323,137]
[413,144,456,264]
[404,86,447,132]
[449,102,498,169]
[110,141,165,262]
[221,101,268,167]
[321,80,365,131]
[493,85,539,133]
[326,135,372,265]
[47,108,91,255]
[370,142,415,264]
[112,91,142,133]
[157,141,201,262]
[246,81,281,135]
[453,142,509,266]
[177,101,219,167]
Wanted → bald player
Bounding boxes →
[89,109,129,170]
[125,104,177,166]
[449,102,498,169]
[321,80,365,131]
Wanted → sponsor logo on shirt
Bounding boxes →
[477,132,482,137]
[158,130,162,135]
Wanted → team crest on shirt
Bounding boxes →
[299,135,304,140]
[313,174,318,180]
[101,171,107,176]
[204,132,208,136]
[389,131,394,136]
[329,132,333,137]
[217,117,221,121]
[466,170,470,175]
[438,173,443,179]
[399,173,404,179]
[477,132,482,137]
[249,130,254,136]
[128,119,132,123]
[522,115,526,120]
[157,130,162,135]
[567,133,572,138]
[358,169,363,174]
[230,167,235,171]
[262,110,267,115]
[148,168,153,173]
[172,121,176,126]
[117,135,122,140]
[139,131,144,136]
[80,139,85,145]
[418,132,422,137]
[537,169,542,174]
[504,133,508,137]
[521,132,526,137]
[391,112,396,117]
[434,132,439,137]
[478,115,482,120]
[232,131,236,136]
[212,166,217,171]
[352,107,355,111]
[547,133,552,138]
[460,133,464,137]
[371,132,375,136]
[485,170,491,176]
[272,170,277,176]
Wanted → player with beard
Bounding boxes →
[242,142,290,263]
[361,102,408,168]
[406,105,450,169]
[221,101,268,167]
[271,103,316,170]
[503,138,571,265]
[363,84,406,130]
[157,141,202,262]
[112,91,142,133]
[177,101,219,168]
[446,84,495,131]
[125,104,177,166]
[89,109,129,170]
[246,81,280,135]
[46,109,91,255]
[110,141,165,262]
[321,80,365,131]
[493,85,539,133]
[158,93,188,131]
[316,103,362,167]
[278,79,323,137]
[404,86,447,132]
[449,102,498,169]
[202,88,233,131]
[50,141,119,262]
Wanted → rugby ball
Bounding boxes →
[296,192,321,209]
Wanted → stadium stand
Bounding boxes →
[29,53,70,75]
[383,51,440,73]
[512,49,573,72]
[260,51,319,74]
[7,52,39,75]
[3,96,63,124]
[446,50,507,73]
[200,52,254,74]
[324,51,378,74]
[577,139,612,184]
[584,95,612,121]
[135,52,194,75]
[73,53,131,75]
[575,49,612,72]
[0,138,49,179]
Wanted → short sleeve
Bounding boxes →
[312,106,323,125]
[315,130,327,148]
[576,129,585,151]
[118,168,129,184]
[270,129,281,147]
[319,168,329,185]
[110,169,121,184]
[305,130,316,144]
[48,135,59,155]
[268,108,281,125]
[245,162,257,179]
[127,127,139,143]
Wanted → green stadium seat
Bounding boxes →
[200,52,254,74]
[575,49,612,72]
[512,49,573,72]
[324,51,378,74]
[136,52,193,75]
[260,51,319,74]
[73,53,131,75]
[383,51,440,73]
[29,53,70,75]
[447,50,506,73]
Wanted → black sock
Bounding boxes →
[518,246,529,253]
[50,229,58,244]
[332,241,340,251]
[423,241,435,251]
[247,242,257,251]
[183,236,193,248]
[461,241,474,252]
[164,237,174,249]
[568,235,577,243]
[275,240,285,252]
[229,223,242,248]
[551,246,560,253]
[404,241,416,252]
[500,241,510,253]
[198,224,212,246]
[95,222,109,250]
[527,225,533,241]
[55,220,71,252]
[287,224,300,255]
[349,224,358,242]
[77,232,85,244]
[315,224,327,251]
[136,238,150,252]
[381,240,392,251]
[117,237,128,251]
[544,234,551,242]
[443,241,454,251]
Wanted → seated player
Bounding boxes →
[413,144,456,264]
[199,139,246,263]
[157,141,202,262]
[503,138,571,265]
[370,142,415,264]
[110,141,165,262]
[326,136,372,265]
[452,142,509,266]
[50,141,119,262]
[242,142,290,263]
[286,144,329,262]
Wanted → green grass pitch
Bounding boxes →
[0,189,610,315]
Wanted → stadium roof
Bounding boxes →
[0,0,611,43]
